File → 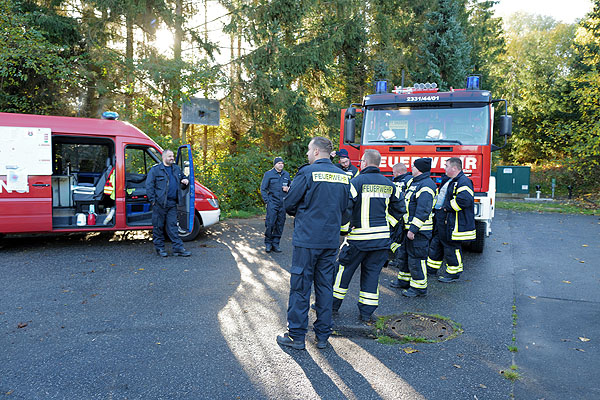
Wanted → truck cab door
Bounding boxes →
[175,145,195,234]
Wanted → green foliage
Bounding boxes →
[0,0,81,114]
[416,0,472,90]
[196,143,306,213]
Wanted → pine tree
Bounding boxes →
[416,0,472,89]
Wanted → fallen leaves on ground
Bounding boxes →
[562,280,571,284]
[479,384,487,389]
[403,347,419,354]
[17,322,28,329]
[579,337,590,342]
[453,364,462,368]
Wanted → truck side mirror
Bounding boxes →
[499,115,512,136]
[344,107,356,143]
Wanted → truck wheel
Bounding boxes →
[467,221,486,253]
[179,213,201,242]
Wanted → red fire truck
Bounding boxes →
[340,77,512,252]
[0,112,220,241]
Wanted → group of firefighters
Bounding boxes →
[260,137,475,350]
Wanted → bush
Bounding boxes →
[196,145,307,214]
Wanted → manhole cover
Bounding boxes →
[386,313,458,342]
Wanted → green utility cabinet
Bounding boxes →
[494,166,531,194]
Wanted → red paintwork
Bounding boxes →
[339,106,493,194]
[0,112,219,235]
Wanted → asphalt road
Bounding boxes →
[0,209,598,399]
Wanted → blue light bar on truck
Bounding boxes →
[466,75,480,90]
[375,81,387,94]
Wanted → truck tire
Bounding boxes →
[179,213,201,242]
[467,221,486,253]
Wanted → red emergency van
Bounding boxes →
[0,112,220,241]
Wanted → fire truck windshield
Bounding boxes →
[362,104,490,146]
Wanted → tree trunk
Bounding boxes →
[170,0,183,142]
[125,11,134,117]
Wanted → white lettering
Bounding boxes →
[371,155,479,171]
[0,179,29,194]
[465,157,477,170]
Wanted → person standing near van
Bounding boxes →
[260,157,291,253]
[146,149,191,257]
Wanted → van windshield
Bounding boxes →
[362,104,490,146]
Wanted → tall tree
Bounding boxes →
[562,0,600,184]
[0,0,82,114]
[497,13,577,163]
[465,0,505,91]
[415,0,472,89]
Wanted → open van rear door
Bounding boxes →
[0,127,52,234]
[176,145,195,234]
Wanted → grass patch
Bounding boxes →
[507,345,518,352]
[503,369,521,382]
[221,208,264,220]
[496,200,598,215]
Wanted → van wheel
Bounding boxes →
[466,221,486,253]
[179,213,201,242]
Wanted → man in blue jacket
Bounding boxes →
[333,148,359,178]
[146,149,191,257]
[260,157,291,253]
[276,137,350,350]
[427,157,475,282]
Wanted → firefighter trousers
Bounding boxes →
[286,246,337,342]
[265,201,285,246]
[333,242,388,319]
[427,232,463,277]
[427,210,463,277]
[396,232,431,295]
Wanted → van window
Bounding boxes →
[53,142,111,176]
[125,146,161,176]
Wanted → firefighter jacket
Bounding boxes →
[392,172,413,194]
[260,168,291,205]
[336,162,360,178]
[341,166,405,251]
[404,172,436,234]
[442,170,476,241]
[146,163,188,208]
[284,158,351,249]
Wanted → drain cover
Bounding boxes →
[386,313,458,342]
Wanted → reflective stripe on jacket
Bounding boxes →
[404,172,436,233]
[444,170,476,241]
[342,166,405,250]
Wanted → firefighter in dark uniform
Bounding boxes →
[427,157,475,282]
[260,157,291,253]
[333,148,359,178]
[332,150,405,322]
[276,137,350,350]
[389,157,436,297]
[388,162,413,265]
